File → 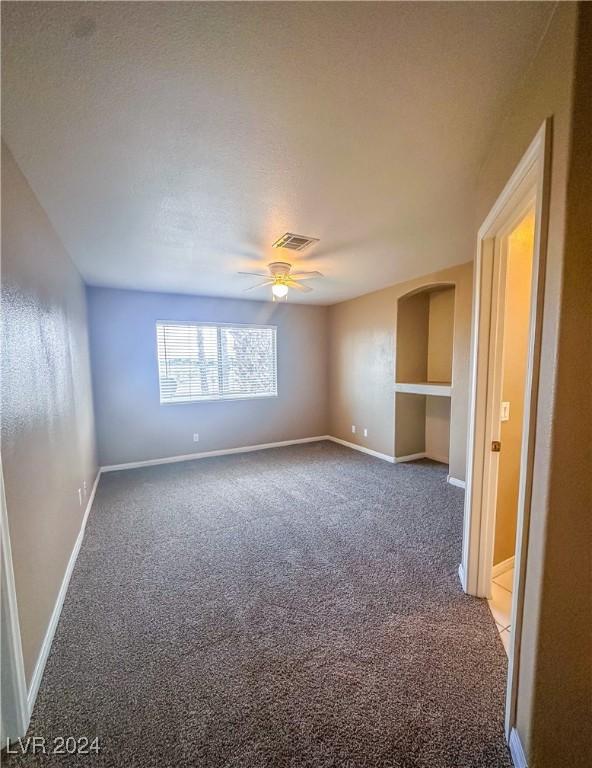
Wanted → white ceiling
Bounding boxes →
[2,2,554,305]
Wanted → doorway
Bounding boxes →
[460,121,550,743]
[488,208,535,655]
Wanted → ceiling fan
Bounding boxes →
[239,261,324,300]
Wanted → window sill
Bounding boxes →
[159,394,279,406]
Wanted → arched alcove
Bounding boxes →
[394,283,455,463]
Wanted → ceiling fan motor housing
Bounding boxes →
[268,261,292,277]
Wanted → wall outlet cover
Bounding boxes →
[363,428,368,437]
[351,425,356,434]
[193,433,200,442]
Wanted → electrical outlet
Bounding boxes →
[193,433,200,442]
[363,428,368,437]
[351,425,356,434]
[83,480,87,495]
[77,488,82,506]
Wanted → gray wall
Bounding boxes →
[87,287,329,466]
[1,143,97,684]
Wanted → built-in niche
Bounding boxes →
[394,284,455,463]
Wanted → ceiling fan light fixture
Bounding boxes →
[239,260,322,298]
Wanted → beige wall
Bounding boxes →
[425,397,451,465]
[475,3,591,764]
[1,143,97,684]
[425,288,455,463]
[396,292,430,383]
[329,261,472,478]
[493,215,534,565]
[394,393,426,458]
[87,287,329,466]
[536,3,592,758]
[328,286,398,457]
[427,288,454,383]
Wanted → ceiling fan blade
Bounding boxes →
[238,271,271,277]
[243,280,274,292]
[288,271,324,280]
[285,279,313,293]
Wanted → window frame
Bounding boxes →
[155,320,278,405]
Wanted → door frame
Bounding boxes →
[1,457,29,742]
[460,120,551,736]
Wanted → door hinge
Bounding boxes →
[491,440,501,452]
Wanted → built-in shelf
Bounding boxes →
[395,381,452,397]
[394,283,456,463]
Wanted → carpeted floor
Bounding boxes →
[8,441,512,767]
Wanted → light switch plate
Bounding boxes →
[501,402,510,422]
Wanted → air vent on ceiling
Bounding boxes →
[272,232,320,251]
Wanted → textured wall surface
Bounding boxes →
[395,292,430,383]
[527,4,591,764]
[87,287,329,466]
[427,289,455,383]
[1,143,97,684]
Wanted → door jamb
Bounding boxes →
[460,119,552,738]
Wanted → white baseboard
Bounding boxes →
[27,469,101,715]
[327,436,395,463]
[101,436,331,472]
[394,452,426,463]
[447,475,466,489]
[458,563,466,591]
[509,728,528,768]
[492,555,515,578]
[103,435,400,474]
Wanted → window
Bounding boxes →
[156,322,277,404]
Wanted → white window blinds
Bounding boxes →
[156,322,277,404]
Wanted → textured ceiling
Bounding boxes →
[2,2,554,304]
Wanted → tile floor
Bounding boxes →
[489,566,514,655]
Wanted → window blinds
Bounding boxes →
[156,322,277,403]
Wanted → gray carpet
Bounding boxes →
[8,441,512,767]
